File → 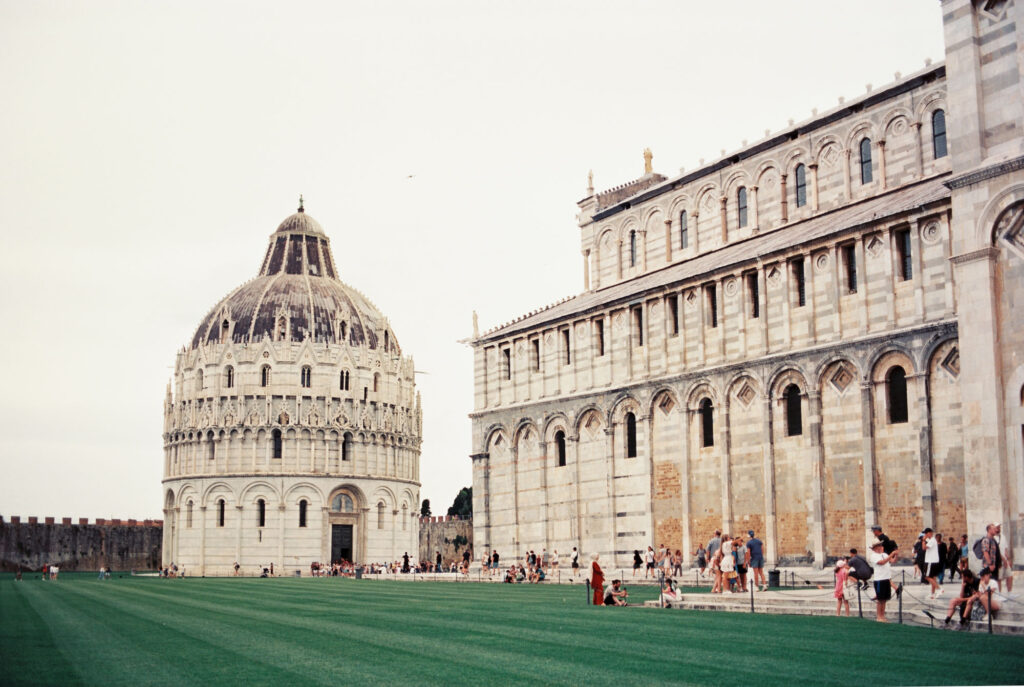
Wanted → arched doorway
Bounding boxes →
[328,489,361,564]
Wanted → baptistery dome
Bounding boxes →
[161,203,421,576]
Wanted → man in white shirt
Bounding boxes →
[922,528,943,599]
[869,539,898,622]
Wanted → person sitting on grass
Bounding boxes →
[604,579,628,606]
[943,568,978,626]
[962,568,1001,625]
[660,577,680,606]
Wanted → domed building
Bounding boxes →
[161,202,421,575]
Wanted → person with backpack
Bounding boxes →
[976,523,1002,584]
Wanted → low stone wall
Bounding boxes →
[0,516,163,572]
[418,515,472,567]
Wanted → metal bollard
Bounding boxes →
[897,583,903,624]
[586,580,591,605]
[857,583,863,618]
[750,579,755,613]
[988,589,993,634]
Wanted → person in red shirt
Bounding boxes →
[590,553,605,606]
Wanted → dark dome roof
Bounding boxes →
[189,210,398,352]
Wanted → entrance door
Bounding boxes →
[331,524,353,563]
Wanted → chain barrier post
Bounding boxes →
[857,583,863,618]
[750,577,755,613]
[988,588,993,634]
[586,579,591,605]
[897,583,903,624]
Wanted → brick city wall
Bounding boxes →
[418,515,472,567]
[0,516,163,572]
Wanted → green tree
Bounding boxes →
[447,486,472,518]
[420,499,431,517]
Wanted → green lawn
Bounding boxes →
[1,574,1022,686]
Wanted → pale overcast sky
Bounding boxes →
[0,1,945,520]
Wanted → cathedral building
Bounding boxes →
[469,0,1023,568]
[162,203,422,575]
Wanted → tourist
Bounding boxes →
[913,533,926,584]
[591,553,605,605]
[719,535,736,593]
[922,528,943,598]
[869,539,898,622]
[672,549,683,577]
[98,566,105,580]
[980,523,1002,586]
[660,577,680,606]
[946,536,962,581]
[943,568,979,626]
[603,579,628,607]
[491,549,501,578]
[435,551,442,572]
[632,550,642,578]
[234,561,240,576]
[402,552,410,573]
[846,548,872,591]
[870,525,898,556]
[571,547,580,578]
[551,550,559,573]
[734,535,748,593]
[963,568,1000,623]
[833,559,851,616]
[644,546,656,579]
[1001,546,1013,593]
[747,530,766,591]
[695,544,707,579]
[542,548,550,570]
[710,546,723,594]
[707,530,722,563]
[936,533,948,583]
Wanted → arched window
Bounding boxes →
[932,110,947,159]
[794,164,807,207]
[679,210,689,249]
[195,368,204,393]
[221,319,230,343]
[339,321,348,341]
[332,493,354,512]
[217,499,225,527]
[373,373,380,393]
[301,366,312,388]
[629,230,637,267]
[276,315,287,341]
[261,365,271,387]
[737,187,748,228]
[342,432,353,461]
[298,500,308,528]
[384,331,390,350]
[784,384,803,436]
[257,499,266,527]
[225,365,234,389]
[207,431,215,460]
[625,412,637,458]
[272,429,282,459]
[887,366,909,424]
[340,370,350,391]
[186,500,193,528]
[377,502,385,529]
[860,138,873,183]
[555,430,566,467]
[699,398,714,447]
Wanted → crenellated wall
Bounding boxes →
[0,516,163,572]
[417,515,473,567]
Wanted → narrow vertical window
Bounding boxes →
[887,366,909,424]
[555,430,566,467]
[196,369,204,393]
[747,272,759,319]
[272,429,282,459]
[501,348,511,380]
[373,373,380,392]
[699,399,714,447]
[340,370,350,391]
[221,319,230,344]
[896,229,912,280]
[377,502,385,529]
[706,284,718,328]
[784,384,803,436]
[186,501,193,528]
[792,258,806,307]
[342,432,352,461]
[625,412,637,458]
[276,316,287,342]
[530,338,540,371]
[737,187,748,228]
[844,244,857,293]
[668,296,679,335]
[632,306,644,346]
[225,365,234,389]
[217,499,225,527]
[298,500,308,528]
[860,138,873,184]
[795,164,807,207]
[257,499,266,528]
[562,328,571,365]
[261,365,271,387]
[594,319,605,356]
[679,210,689,249]
[301,365,312,388]
[932,110,947,159]
[629,230,637,267]
[207,431,215,460]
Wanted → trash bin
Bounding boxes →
[293,570,301,577]
[355,566,363,580]
[768,569,780,588]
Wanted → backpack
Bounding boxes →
[973,537,985,561]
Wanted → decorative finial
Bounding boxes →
[472,310,479,338]
[298,194,305,213]
[643,148,653,175]
[587,169,594,195]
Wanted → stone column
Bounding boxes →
[639,229,647,273]
[807,391,826,567]
[162,508,173,567]
[680,409,692,564]
[719,196,728,244]
[878,139,887,190]
[758,265,769,353]
[809,163,820,212]
[859,383,879,535]
[780,174,789,224]
[664,219,673,262]
[582,250,590,291]
[321,506,330,566]
[616,241,623,280]
[855,237,868,335]
[913,121,925,178]
[750,185,759,233]
[912,221,926,321]
[691,211,700,254]
[511,445,521,560]
[805,253,817,343]
[538,440,550,549]
[568,436,582,546]
[173,506,182,567]
[761,397,778,566]
[235,504,244,568]
[843,149,852,201]
[278,502,286,573]
[605,426,617,563]
[199,505,207,576]
[721,401,733,535]
[915,372,936,529]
